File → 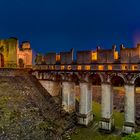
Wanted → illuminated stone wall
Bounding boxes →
[0,38,32,68]
[34,44,140,65]
[77,51,92,64]
[0,38,18,68]
[120,44,140,63]
[17,42,32,68]
[60,49,73,64]
[97,45,118,63]
[44,53,56,64]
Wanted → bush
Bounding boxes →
[122,133,140,140]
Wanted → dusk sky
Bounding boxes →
[0,0,140,54]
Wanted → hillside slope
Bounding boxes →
[0,70,75,140]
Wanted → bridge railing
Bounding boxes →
[33,63,140,71]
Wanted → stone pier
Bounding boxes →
[62,81,75,113]
[39,80,61,96]
[99,82,114,132]
[78,82,93,126]
[122,84,135,134]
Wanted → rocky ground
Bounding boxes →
[0,71,76,140]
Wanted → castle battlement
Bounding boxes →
[35,44,140,65]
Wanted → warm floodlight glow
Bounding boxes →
[85,65,90,70]
[77,65,82,70]
[92,52,97,61]
[122,64,127,70]
[51,65,54,70]
[67,65,72,70]
[114,51,118,60]
[98,65,104,70]
[108,65,112,70]
[61,65,65,70]
[56,54,60,62]
[132,65,138,70]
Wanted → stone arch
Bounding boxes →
[88,73,102,85]
[110,76,125,87]
[88,73,102,106]
[50,73,57,81]
[110,73,125,114]
[53,73,62,81]
[68,73,79,84]
[134,75,140,87]
[0,53,4,67]
[110,73,126,86]
[131,73,140,85]
[59,73,65,81]
[96,73,104,83]
[75,72,85,82]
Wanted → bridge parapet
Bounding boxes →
[33,63,140,71]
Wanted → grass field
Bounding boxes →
[71,102,124,140]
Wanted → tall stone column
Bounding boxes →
[39,80,61,96]
[122,84,135,134]
[78,82,93,126]
[99,82,114,132]
[62,81,75,113]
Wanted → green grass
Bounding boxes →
[71,102,124,140]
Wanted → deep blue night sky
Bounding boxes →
[0,0,140,54]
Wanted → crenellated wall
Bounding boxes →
[120,44,140,63]
[35,44,140,66]
[97,45,117,64]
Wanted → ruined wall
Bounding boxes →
[0,38,32,68]
[97,46,117,63]
[120,44,140,63]
[17,42,32,68]
[60,50,73,64]
[44,53,56,64]
[77,51,92,64]
[34,44,140,65]
[0,38,18,68]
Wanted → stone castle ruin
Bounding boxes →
[1,37,140,135]
[0,37,32,68]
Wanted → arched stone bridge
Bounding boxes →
[32,65,140,134]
